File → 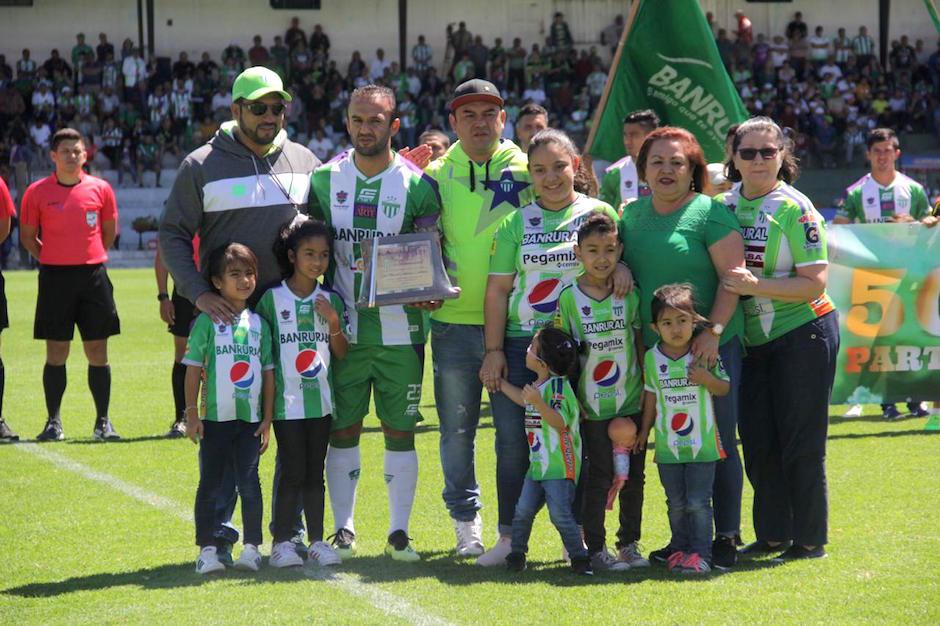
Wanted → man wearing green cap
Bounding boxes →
[160,66,320,562]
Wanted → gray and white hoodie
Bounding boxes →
[159,121,320,303]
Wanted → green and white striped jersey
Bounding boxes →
[308,150,441,345]
[525,376,582,481]
[838,172,929,223]
[182,309,273,423]
[255,282,347,420]
[599,155,649,208]
[643,345,727,464]
[489,194,617,337]
[554,283,643,420]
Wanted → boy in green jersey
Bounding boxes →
[553,212,648,570]
[308,85,440,562]
[183,244,274,575]
[636,284,729,575]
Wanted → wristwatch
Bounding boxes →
[709,322,725,337]
[157,292,170,302]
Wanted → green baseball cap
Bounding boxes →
[231,67,292,102]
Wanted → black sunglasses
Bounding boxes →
[240,102,286,116]
[737,147,780,161]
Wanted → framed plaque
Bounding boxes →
[358,232,459,307]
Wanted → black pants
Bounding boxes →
[739,312,839,547]
[580,414,646,554]
[272,417,332,543]
[194,420,263,548]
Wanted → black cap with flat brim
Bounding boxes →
[449,79,503,112]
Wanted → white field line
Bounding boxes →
[15,443,453,626]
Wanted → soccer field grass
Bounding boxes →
[1,268,938,625]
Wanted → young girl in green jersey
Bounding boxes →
[636,284,729,575]
[555,211,648,571]
[184,243,274,575]
[497,326,590,575]
[258,219,348,569]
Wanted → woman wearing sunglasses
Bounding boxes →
[717,116,839,563]
[619,126,745,570]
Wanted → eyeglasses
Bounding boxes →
[737,147,780,161]
[240,102,286,116]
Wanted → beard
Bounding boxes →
[352,127,392,157]
[238,112,281,147]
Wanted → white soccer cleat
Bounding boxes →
[454,514,485,557]
[195,546,225,575]
[269,541,304,568]
[308,540,342,566]
[842,404,864,418]
[233,544,262,571]
[476,535,512,567]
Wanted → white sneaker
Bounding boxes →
[618,541,651,568]
[195,546,225,575]
[476,535,512,567]
[454,514,485,557]
[233,544,262,571]
[843,404,864,418]
[591,546,630,571]
[308,540,342,566]
[269,541,304,568]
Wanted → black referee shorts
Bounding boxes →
[34,264,121,341]
[168,287,197,338]
[0,271,8,332]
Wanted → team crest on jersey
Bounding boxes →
[85,211,97,227]
[867,196,875,204]
[280,309,291,321]
[659,363,668,374]
[336,190,348,204]
[529,216,541,227]
[624,180,633,189]
[217,323,228,334]
[381,200,400,218]
[581,305,591,316]
[613,304,624,316]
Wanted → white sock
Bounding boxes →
[326,445,360,534]
[384,449,418,537]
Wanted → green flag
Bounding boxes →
[587,0,748,163]
[925,0,940,35]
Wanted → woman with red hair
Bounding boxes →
[619,126,746,572]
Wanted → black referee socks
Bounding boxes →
[43,364,67,421]
[172,361,187,421]
[87,365,111,419]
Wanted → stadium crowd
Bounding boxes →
[3,10,940,185]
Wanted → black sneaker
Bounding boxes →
[0,418,19,442]
[93,417,121,441]
[882,404,903,420]
[772,544,827,563]
[907,403,930,418]
[506,551,527,572]
[165,419,186,439]
[570,556,594,576]
[216,542,234,567]
[648,544,673,564]
[740,539,792,557]
[711,535,738,570]
[36,418,64,442]
[327,527,357,557]
[385,529,420,561]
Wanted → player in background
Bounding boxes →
[257,219,348,569]
[0,178,17,441]
[418,130,450,162]
[599,110,660,209]
[834,127,938,420]
[514,103,548,152]
[637,284,730,575]
[20,128,121,442]
[554,211,648,571]
[308,85,441,562]
[183,243,274,575]
[155,239,199,438]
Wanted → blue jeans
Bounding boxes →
[510,477,587,560]
[195,420,263,547]
[488,335,536,535]
[713,337,744,537]
[657,462,717,559]
[432,321,486,523]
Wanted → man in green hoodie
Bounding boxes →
[160,66,320,564]
[425,80,536,562]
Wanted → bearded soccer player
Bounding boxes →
[21,128,121,441]
[834,127,937,420]
[599,109,660,209]
[308,85,441,562]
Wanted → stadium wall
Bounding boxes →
[0,0,935,70]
